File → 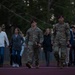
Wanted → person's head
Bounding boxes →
[72,26,75,32]
[45,28,51,35]
[0,27,2,32]
[58,15,64,24]
[2,24,5,31]
[31,19,37,28]
[14,28,20,34]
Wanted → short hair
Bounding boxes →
[71,25,75,29]
[57,15,64,19]
[14,27,20,34]
[30,18,37,24]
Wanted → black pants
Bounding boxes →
[69,46,75,65]
[44,51,50,66]
[33,45,40,66]
[10,47,22,66]
[19,56,22,66]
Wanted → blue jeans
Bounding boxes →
[12,49,21,65]
[0,47,4,65]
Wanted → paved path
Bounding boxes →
[0,66,75,75]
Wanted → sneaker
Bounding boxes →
[16,64,19,68]
[12,63,16,67]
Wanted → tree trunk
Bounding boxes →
[47,0,53,23]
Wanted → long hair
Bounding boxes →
[44,28,51,35]
[14,27,20,34]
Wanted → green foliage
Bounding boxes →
[0,0,75,33]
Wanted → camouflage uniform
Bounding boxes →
[25,27,43,66]
[53,23,70,67]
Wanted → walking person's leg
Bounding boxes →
[68,48,70,65]
[34,47,40,69]
[44,50,50,67]
[0,47,4,67]
[44,51,48,66]
[0,48,1,67]
[19,56,22,67]
[16,50,21,67]
[73,47,75,66]
[53,42,60,67]
[63,47,70,66]
[12,49,16,67]
[26,45,34,68]
[47,51,50,66]
[60,45,67,68]
[69,47,73,66]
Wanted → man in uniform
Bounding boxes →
[53,16,70,68]
[25,19,43,69]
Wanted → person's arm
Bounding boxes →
[4,32,9,47]
[21,36,24,45]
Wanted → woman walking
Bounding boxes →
[10,28,24,67]
[43,28,52,67]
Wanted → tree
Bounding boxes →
[0,0,75,33]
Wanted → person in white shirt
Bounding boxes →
[0,27,9,67]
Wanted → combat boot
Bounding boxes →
[54,52,60,67]
[26,62,32,69]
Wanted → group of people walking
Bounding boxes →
[0,15,75,69]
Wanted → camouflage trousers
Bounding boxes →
[53,40,67,64]
[26,44,40,66]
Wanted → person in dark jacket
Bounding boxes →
[69,26,75,66]
[43,28,52,67]
[10,28,24,67]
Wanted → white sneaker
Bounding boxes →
[12,63,16,67]
[16,64,19,68]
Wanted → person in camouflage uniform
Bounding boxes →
[25,19,43,69]
[53,16,70,68]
